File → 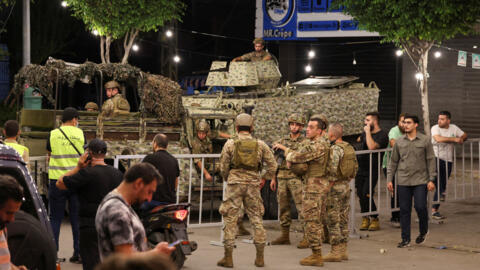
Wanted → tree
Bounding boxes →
[65,0,185,64]
[335,0,480,135]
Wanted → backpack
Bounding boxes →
[232,139,259,171]
[336,141,358,179]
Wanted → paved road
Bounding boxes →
[58,196,480,270]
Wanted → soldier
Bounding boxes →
[101,81,130,117]
[323,123,358,262]
[84,102,99,112]
[217,113,277,268]
[232,38,273,62]
[285,114,331,267]
[269,113,307,247]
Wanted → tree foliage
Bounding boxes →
[334,0,480,134]
[65,0,185,63]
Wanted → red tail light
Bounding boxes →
[174,209,188,221]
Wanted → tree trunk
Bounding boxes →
[105,35,112,64]
[418,50,431,136]
[100,36,106,64]
[121,29,139,64]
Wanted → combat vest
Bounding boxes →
[277,135,305,178]
[232,138,259,171]
[48,126,85,180]
[335,141,358,180]
[305,138,330,178]
[4,141,28,157]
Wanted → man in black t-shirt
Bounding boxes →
[56,139,123,270]
[355,112,388,231]
[142,133,180,206]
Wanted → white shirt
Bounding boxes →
[431,124,464,162]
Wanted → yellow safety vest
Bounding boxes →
[5,141,28,157]
[48,126,85,180]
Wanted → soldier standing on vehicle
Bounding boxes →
[3,120,29,163]
[84,102,99,112]
[232,38,273,62]
[285,114,331,266]
[217,113,277,268]
[101,81,130,117]
[269,113,308,247]
[323,123,358,262]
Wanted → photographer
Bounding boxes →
[269,113,308,247]
[57,139,123,270]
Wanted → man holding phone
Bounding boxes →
[57,139,123,270]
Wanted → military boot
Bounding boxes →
[368,217,380,231]
[217,247,234,268]
[322,244,343,262]
[237,221,251,236]
[271,227,290,245]
[297,233,309,249]
[254,244,265,267]
[300,249,323,267]
[360,217,370,231]
[340,242,348,260]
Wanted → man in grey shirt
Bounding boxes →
[387,114,436,248]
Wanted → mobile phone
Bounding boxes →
[85,153,92,162]
[168,239,184,247]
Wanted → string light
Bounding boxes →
[305,64,312,73]
[434,51,441,58]
[395,49,403,57]
[173,55,180,63]
[132,44,139,51]
[166,30,173,38]
[308,50,315,59]
[61,1,67,7]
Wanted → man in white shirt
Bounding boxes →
[431,111,467,220]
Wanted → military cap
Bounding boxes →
[236,113,254,127]
[197,121,210,132]
[84,102,99,111]
[253,38,265,45]
[287,113,306,125]
[310,114,328,130]
[104,80,120,89]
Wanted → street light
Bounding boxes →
[395,49,403,57]
[166,30,173,38]
[173,55,180,63]
[305,64,312,73]
[61,1,67,8]
[132,44,139,52]
[434,51,441,58]
[308,50,315,59]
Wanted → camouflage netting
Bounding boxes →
[13,58,183,124]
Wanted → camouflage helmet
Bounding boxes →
[287,113,306,125]
[104,80,120,89]
[253,37,265,45]
[236,113,254,127]
[310,114,329,130]
[84,102,98,111]
[197,121,210,132]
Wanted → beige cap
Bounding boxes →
[253,38,265,45]
[236,113,254,127]
[104,80,120,89]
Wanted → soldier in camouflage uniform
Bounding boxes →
[101,81,130,117]
[217,113,277,268]
[232,38,273,62]
[285,114,331,267]
[269,113,308,248]
[84,102,99,111]
[323,123,358,262]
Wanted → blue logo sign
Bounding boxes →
[263,0,297,40]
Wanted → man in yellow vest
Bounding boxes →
[2,120,29,163]
[47,107,86,264]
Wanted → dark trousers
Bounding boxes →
[398,184,428,241]
[355,173,378,218]
[383,168,400,221]
[80,226,100,270]
[48,180,80,255]
[433,159,452,210]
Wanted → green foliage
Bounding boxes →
[65,0,185,38]
[334,0,480,44]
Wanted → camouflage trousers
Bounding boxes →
[325,181,351,245]
[302,178,330,251]
[219,184,266,248]
[277,177,303,228]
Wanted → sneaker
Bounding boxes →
[415,232,428,244]
[397,239,411,248]
[432,212,446,220]
[69,254,82,264]
[56,257,66,263]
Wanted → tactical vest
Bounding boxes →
[335,141,358,180]
[305,140,329,178]
[5,142,28,157]
[232,139,259,171]
[48,126,84,180]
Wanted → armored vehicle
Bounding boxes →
[183,60,380,144]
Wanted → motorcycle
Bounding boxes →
[140,203,197,269]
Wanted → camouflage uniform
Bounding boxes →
[218,133,277,249]
[274,134,306,229]
[285,136,330,252]
[239,50,272,62]
[191,136,216,174]
[325,144,350,245]
[101,94,130,117]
